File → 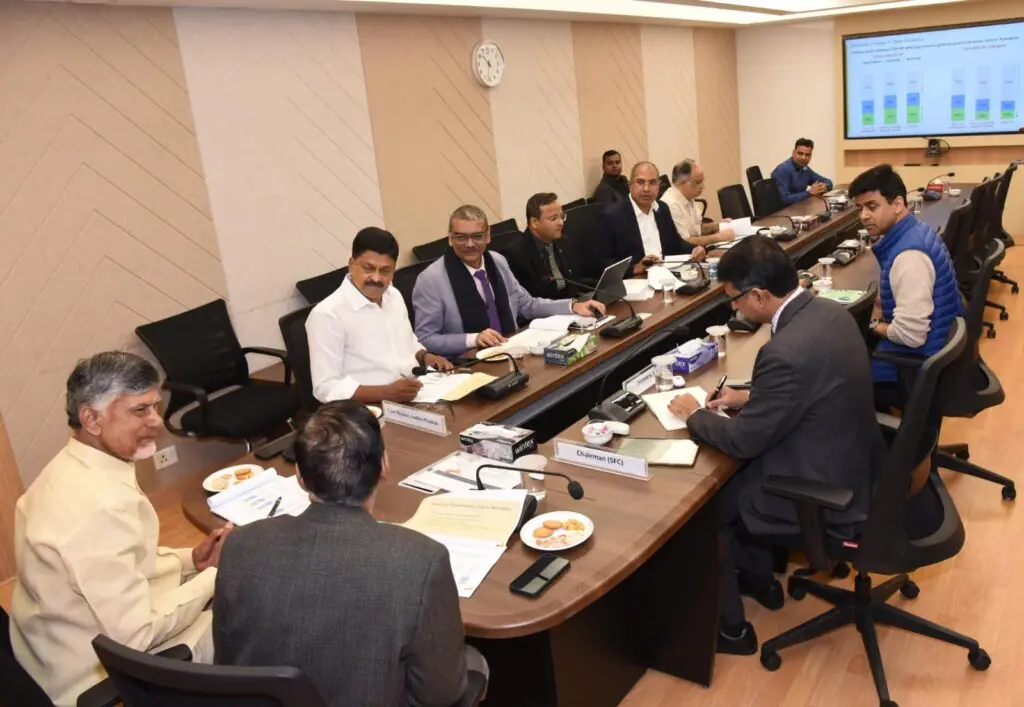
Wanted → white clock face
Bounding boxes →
[473,41,505,88]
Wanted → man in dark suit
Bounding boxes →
[591,149,629,205]
[504,192,579,299]
[601,161,706,275]
[668,236,884,656]
[212,401,487,707]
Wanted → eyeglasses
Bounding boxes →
[451,232,487,245]
[544,212,568,224]
[727,287,754,304]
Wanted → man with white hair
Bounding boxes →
[11,351,231,707]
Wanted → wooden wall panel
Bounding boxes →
[641,25,701,177]
[693,28,742,221]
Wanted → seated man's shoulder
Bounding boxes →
[374,520,450,562]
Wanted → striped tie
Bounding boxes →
[546,244,565,291]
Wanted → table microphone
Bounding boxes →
[475,463,585,499]
[922,171,955,201]
[412,352,529,400]
[544,275,642,338]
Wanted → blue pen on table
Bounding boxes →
[267,496,282,518]
[708,375,728,404]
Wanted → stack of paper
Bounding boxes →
[399,450,522,494]
[641,386,727,431]
[412,372,495,403]
[207,470,310,525]
[529,314,588,332]
[720,217,756,237]
[618,438,700,466]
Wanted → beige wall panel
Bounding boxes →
[693,28,741,221]
[482,18,585,222]
[573,22,648,195]
[0,415,22,582]
[358,14,500,253]
[641,24,700,178]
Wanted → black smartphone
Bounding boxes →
[509,554,570,598]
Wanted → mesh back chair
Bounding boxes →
[717,184,754,221]
[559,202,606,281]
[136,300,299,447]
[563,197,587,211]
[751,178,786,220]
[695,198,709,222]
[745,165,764,194]
[412,237,449,263]
[757,318,992,706]
[392,259,436,327]
[957,179,1006,332]
[989,164,1019,291]
[92,634,327,707]
[658,174,670,198]
[845,280,879,344]
[295,267,348,305]
[278,305,318,414]
[490,217,519,237]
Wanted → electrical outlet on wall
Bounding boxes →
[154,445,178,470]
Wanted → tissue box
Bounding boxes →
[459,422,537,464]
[671,340,719,374]
[544,332,598,367]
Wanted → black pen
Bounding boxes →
[267,496,282,518]
[709,375,728,403]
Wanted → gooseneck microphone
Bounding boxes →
[545,275,642,338]
[475,463,585,500]
[922,171,955,201]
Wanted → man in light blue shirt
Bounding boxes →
[770,138,833,206]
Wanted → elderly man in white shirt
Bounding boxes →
[11,352,232,707]
[661,159,735,248]
[307,227,453,404]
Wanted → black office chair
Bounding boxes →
[954,180,1004,333]
[717,184,753,221]
[563,197,587,211]
[412,237,449,263]
[136,300,299,449]
[751,178,785,220]
[695,198,710,223]
[658,174,671,198]
[757,318,991,707]
[392,259,436,327]
[559,202,606,281]
[278,305,318,414]
[745,165,763,195]
[295,266,348,305]
[489,231,519,260]
[988,165,1018,292]
[490,217,519,237]
[846,281,879,343]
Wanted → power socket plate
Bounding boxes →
[154,445,178,470]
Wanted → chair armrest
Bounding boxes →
[241,347,293,386]
[762,477,854,512]
[871,349,928,370]
[155,644,193,661]
[162,379,209,434]
[76,677,120,707]
[453,670,488,707]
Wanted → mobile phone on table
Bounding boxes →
[509,554,570,598]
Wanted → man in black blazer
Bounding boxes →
[504,192,580,299]
[212,401,487,707]
[591,149,629,205]
[669,236,884,657]
[601,161,706,275]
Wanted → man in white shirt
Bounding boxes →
[11,352,232,706]
[661,159,734,248]
[307,227,453,404]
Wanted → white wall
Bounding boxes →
[736,21,836,188]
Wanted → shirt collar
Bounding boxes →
[530,231,553,253]
[630,196,658,218]
[66,437,139,490]
[790,158,807,172]
[464,261,485,277]
[341,274,393,311]
[771,288,804,334]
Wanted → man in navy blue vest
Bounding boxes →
[849,164,961,392]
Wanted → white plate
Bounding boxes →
[202,463,266,493]
[476,346,509,361]
[520,511,594,552]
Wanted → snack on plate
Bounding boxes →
[542,520,563,530]
[537,534,574,549]
[563,518,585,532]
[211,476,230,492]
[234,467,256,482]
[533,527,554,539]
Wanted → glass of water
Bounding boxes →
[817,257,835,289]
[663,283,675,305]
[652,354,676,392]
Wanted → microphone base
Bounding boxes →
[475,371,529,399]
[600,316,643,338]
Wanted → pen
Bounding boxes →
[267,496,282,518]
[709,375,728,403]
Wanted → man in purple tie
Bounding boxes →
[413,205,606,356]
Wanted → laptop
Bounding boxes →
[581,256,632,305]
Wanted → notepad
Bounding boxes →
[641,386,727,431]
[618,438,700,466]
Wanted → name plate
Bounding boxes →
[382,401,448,436]
[553,438,650,480]
[622,364,656,395]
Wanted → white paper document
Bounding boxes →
[207,470,310,525]
[529,315,587,332]
[412,373,476,403]
[661,254,693,264]
[642,387,710,432]
[624,279,654,301]
[720,217,755,237]
[506,328,563,348]
[400,450,522,494]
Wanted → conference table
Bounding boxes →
[181,189,967,707]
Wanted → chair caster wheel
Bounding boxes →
[953,449,970,461]
[999,311,1009,321]
[987,329,997,339]
[760,649,782,671]
[787,578,807,601]
[900,580,919,600]
[832,561,851,579]
[1012,285,1020,295]
[881,701,899,707]
[968,647,991,671]
[1002,485,1016,501]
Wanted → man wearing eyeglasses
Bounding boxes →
[601,161,707,276]
[661,159,735,248]
[504,193,580,300]
[413,204,606,356]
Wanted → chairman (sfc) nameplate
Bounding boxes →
[553,438,650,480]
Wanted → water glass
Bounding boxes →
[707,258,720,281]
[706,325,729,358]
[652,354,676,392]
[662,283,675,305]
[515,455,548,502]
[817,257,835,289]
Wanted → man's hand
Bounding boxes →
[708,387,750,411]
[722,217,733,223]
[572,299,606,317]
[717,227,736,242]
[872,296,883,321]
[423,353,453,372]
[690,246,707,263]
[810,182,828,197]
[385,377,423,403]
[475,329,507,348]
[193,523,234,571]
[642,253,660,266]
[668,393,703,420]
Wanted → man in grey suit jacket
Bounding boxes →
[669,236,884,657]
[212,401,487,707]
[413,204,606,356]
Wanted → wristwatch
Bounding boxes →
[868,319,882,333]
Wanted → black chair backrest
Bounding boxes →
[846,280,879,343]
[392,260,435,326]
[412,237,449,263]
[489,231,518,259]
[695,197,708,221]
[717,184,753,221]
[563,197,587,211]
[967,177,999,260]
[943,199,976,284]
[751,178,785,220]
[560,202,606,280]
[92,634,327,707]
[1,608,55,707]
[658,174,670,198]
[490,217,519,236]
[992,162,1015,237]
[745,165,763,194]
[136,300,248,415]
[278,306,317,414]
[295,267,348,306]
[857,318,967,576]
[960,238,1005,368]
